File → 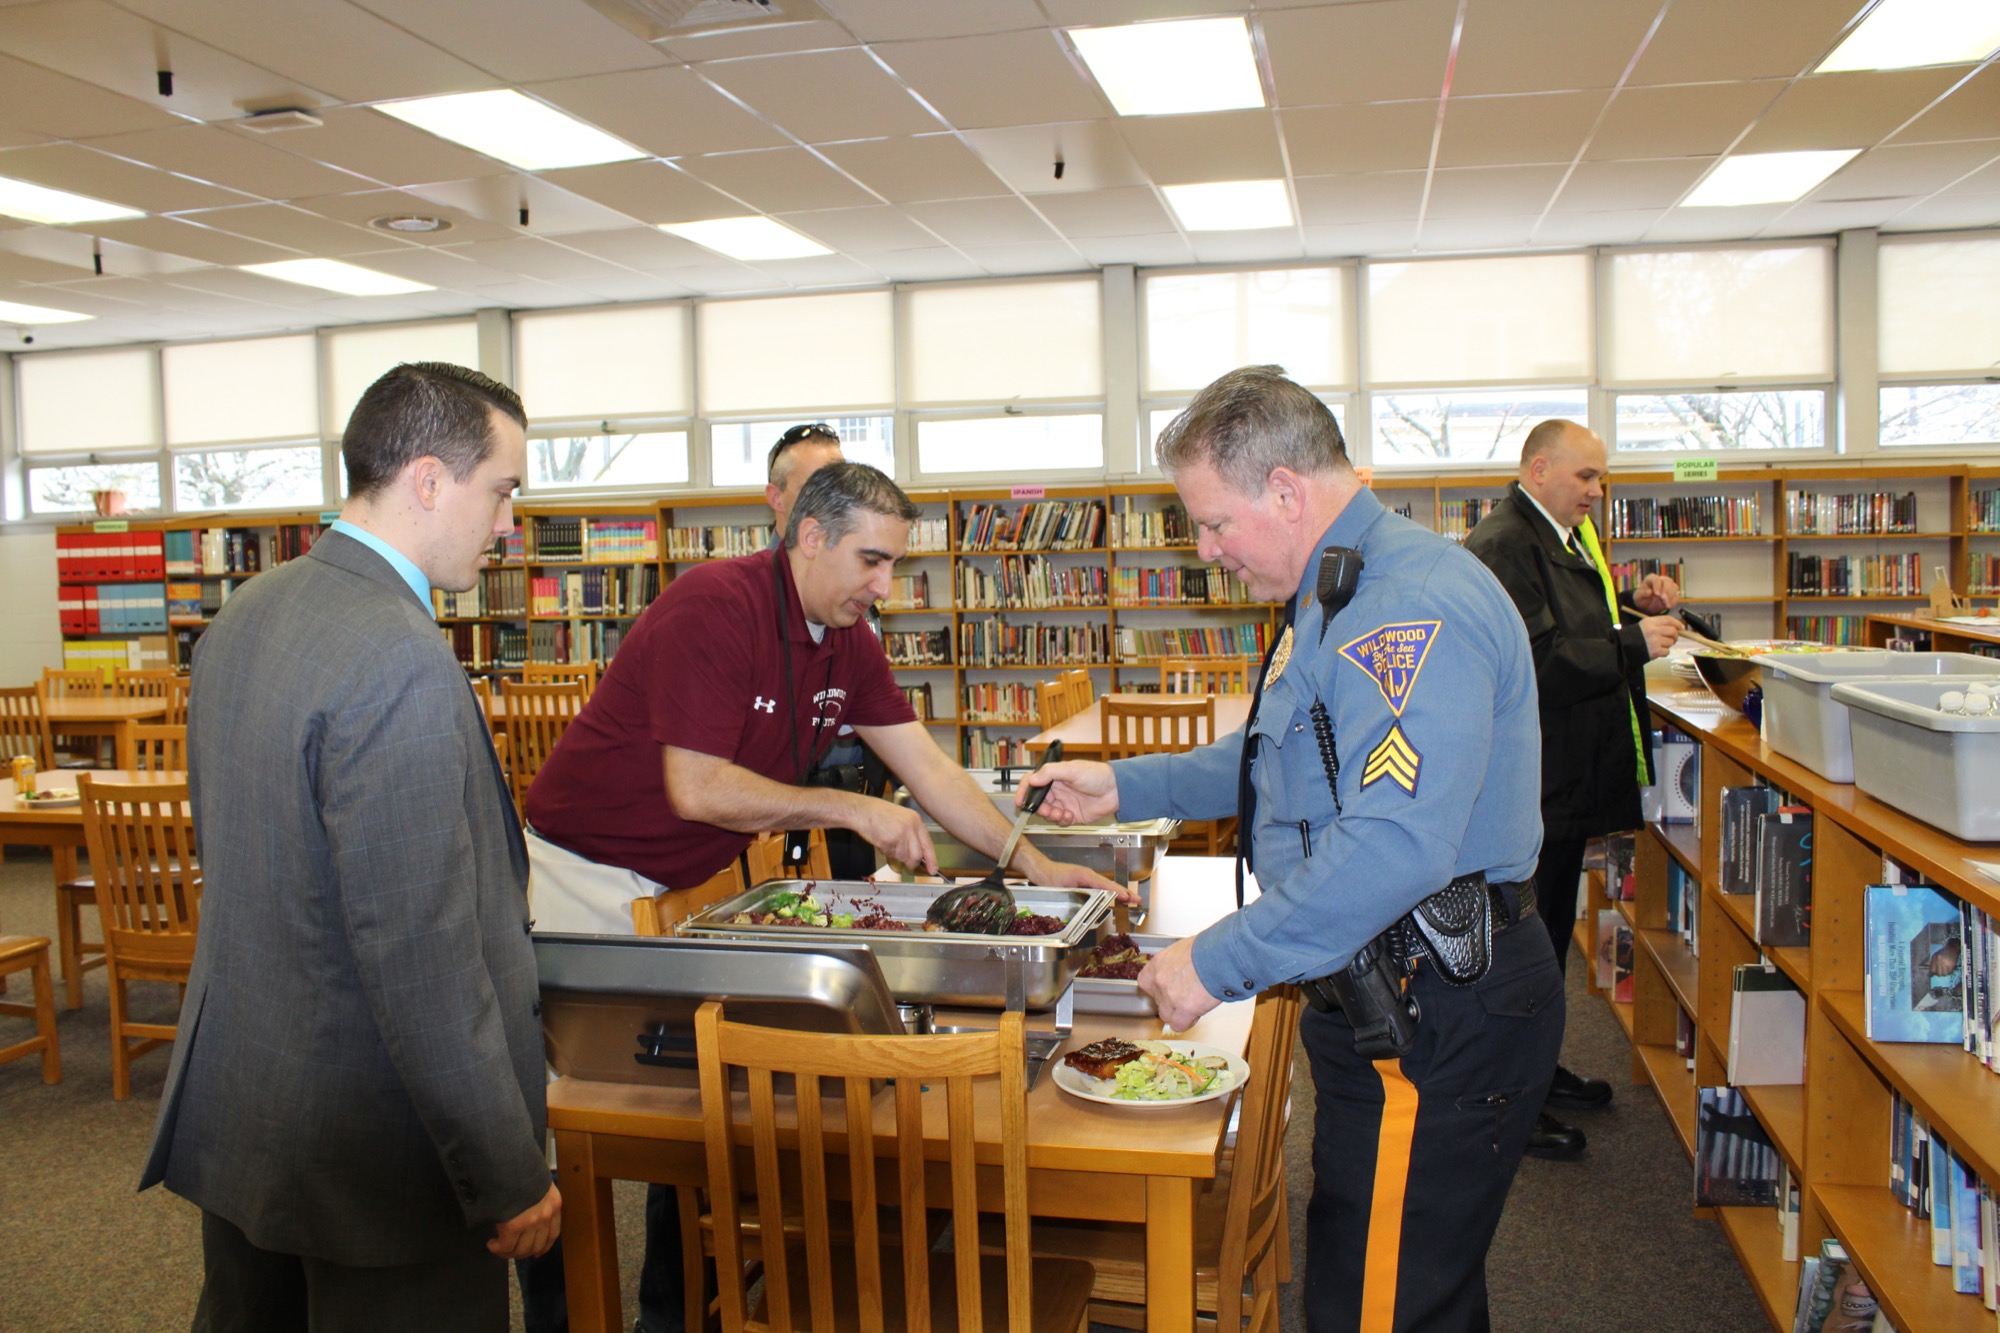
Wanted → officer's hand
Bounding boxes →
[1139,937,1222,1031]
[1018,760,1120,826]
[1017,851,1137,906]
[488,1182,561,1260]
[1639,615,1683,659]
[1632,574,1681,614]
[858,797,938,875]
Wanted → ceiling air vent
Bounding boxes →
[582,0,828,41]
[240,108,323,133]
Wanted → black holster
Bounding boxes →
[1300,937,1421,1060]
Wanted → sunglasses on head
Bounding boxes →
[779,422,839,446]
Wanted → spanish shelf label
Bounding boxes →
[320,510,342,524]
[1011,485,1046,499]
[1674,457,1719,483]
[92,520,130,533]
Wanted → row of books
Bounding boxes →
[1865,880,1997,1059]
[1787,614,1867,645]
[163,527,268,576]
[882,629,950,666]
[57,583,169,633]
[899,682,934,722]
[1116,623,1272,660]
[1786,552,1924,597]
[1890,1094,1998,1308]
[1609,556,1686,596]
[663,523,772,561]
[1434,496,1502,540]
[961,728,1032,767]
[883,572,931,610]
[471,568,531,618]
[958,681,1037,724]
[527,517,658,562]
[1974,488,2000,534]
[1105,498,1193,548]
[444,624,529,670]
[271,523,324,564]
[1594,908,1633,1001]
[525,565,659,618]
[1971,553,2000,596]
[955,557,1109,610]
[57,530,168,581]
[907,516,949,553]
[1608,493,1763,538]
[527,621,623,665]
[1787,489,1920,536]
[956,619,1110,668]
[62,635,168,678]
[493,525,526,562]
[956,500,1106,552]
[1791,1238,1889,1333]
[1109,564,1256,606]
[1717,786,1813,948]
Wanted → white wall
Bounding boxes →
[0,525,62,683]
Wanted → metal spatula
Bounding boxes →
[925,741,1063,934]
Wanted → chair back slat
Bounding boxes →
[123,724,188,774]
[0,685,47,768]
[77,776,200,958]
[521,660,601,693]
[113,668,179,700]
[1058,668,1093,718]
[1160,656,1253,696]
[1034,680,1074,731]
[164,676,190,727]
[500,679,590,815]
[1100,695,1215,760]
[41,668,105,698]
[1214,986,1303,1332]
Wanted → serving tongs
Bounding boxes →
[924,741,1063,934]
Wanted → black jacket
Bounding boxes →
[1464,482,1656,841]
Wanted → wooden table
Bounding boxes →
[548,855,1256,1333]
[1024,692,1255,761]
[1864,611,2000,655]
[43,698,170,766]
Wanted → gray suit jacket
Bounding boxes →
[142,530,550,1267]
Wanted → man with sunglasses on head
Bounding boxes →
[767,421,844,538]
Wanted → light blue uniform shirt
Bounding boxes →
[330,519,432,615]
[1112,488,1544,1002]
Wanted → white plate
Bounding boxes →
[18,791,79,807]
[1051,1040,1249,1109]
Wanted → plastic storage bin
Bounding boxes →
[1751,650,2000,782]
[1828,678,2000,840]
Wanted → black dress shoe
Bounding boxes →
[1546,1063,1614,1110]
[1524,1111,1587,1161]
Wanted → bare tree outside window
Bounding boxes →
[173,446,324,510]
[1880,384,2000,448]
[527,432,688,490]
[30,462,164,513]
[1616,392,1824,452]
[1370,390,1587,465]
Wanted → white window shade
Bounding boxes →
[1366,254,1592,387]
[18,347,160,454]
[698,291,892,414]
[906,279,1102,405]
[1878,236,2000,377]
[163,335,317,447]
[1605,245,1832,387]
[516,304,688,421]
[323,319,480,437]
[1145,267,1352,393]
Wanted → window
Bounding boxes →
[527,431,690,490]
[323,319,479,438]
[18,347,161,454]
[29,461,163,513]
[172,444,326,511]
[698,292,893,415]
[916,415,1104,475]
[515,305,688,421]
[1879,384,2000,449]
[1367,254,1592,387]
[163,335,317,446]
[709,416,893,489]
[1604,244,1832,386]
[1616,391,1825,452]
[905,279,1101,405]
[1144,267,1352,393]
[1147,401,1348,467]
[1371,389,1587,466]
[1877,235,2000,449]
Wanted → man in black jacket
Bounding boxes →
[1466,418,1682,1160]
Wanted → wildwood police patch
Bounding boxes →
[1339,621,1440,794]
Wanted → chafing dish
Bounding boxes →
[1070,931,1177,1017]
[676,879,1115,1010]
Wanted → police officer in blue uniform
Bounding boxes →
[1027,366,1564,1332]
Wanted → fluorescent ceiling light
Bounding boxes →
[376,90,643,171]
[241,259,434,296]
[0,176,144,225]
[1163,180,1293,231]
[1071,17,1266,116]
[659,216,832,260]
[1816,0,2000,71]
[0,298,92,325]
[1682,150,1860,206]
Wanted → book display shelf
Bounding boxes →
[1617,680,2000,1333]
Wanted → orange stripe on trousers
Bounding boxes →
[1360,1057,1420,1333]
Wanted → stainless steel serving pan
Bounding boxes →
[898,773,1180,895]
[676,879,1116,1010]
[1070,931,1177,1017]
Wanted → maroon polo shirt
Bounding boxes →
[525,547,915,887]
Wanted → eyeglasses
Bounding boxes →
[778,422,839,446]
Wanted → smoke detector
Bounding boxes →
[370,215,452,234]
[240,107,324,133]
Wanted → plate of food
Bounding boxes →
[1052,1037,1248,1108]
[17,788,79,807]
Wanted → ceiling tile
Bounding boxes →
[818,135,1008,203]
[527,67,790,159]
[0,249,92,283]
[406,175,642,236]
[863,247,985,281]
[1187,230,1305,265]
[297,108,517,187]
[1300,221,1423,257]
[1263,0,1460,107]
[1627,0,1863,85]
[1422,164,1566,218]
[550,225,718,271]
[160,264,343,305]
[1584,82,1784,160]
[442,235,640,285]
[1282,103,1437,175]
[1073,233,1196,267]
[1641,203,1791,241]
[539,160,742,226]
[902,196,1062,247]
[1553,157,1710,211]
[1738,69,1968,154]
[1887,193,2000,230]
[347,245,523,289]
[963,121,1146,194]
[825,0,1048,42]
[346,0,667,83]
[770,204,940,253]
[0,224,113,272]
[1294,173,1428,225]
[89,124,369,200]
[652,20,858,64]
[558,270,694,303]
[1452,0,1661,96]
[875,31,1107,129]
[1883,64,2000,146]
[178,202,396,256]
[85,215,306,265]
[1529,209,1663,245]
[740,252,887,286]
[1041,0,1249,21]
[647,262,771,294]
[0,52,182,140]
[290,188,522,244]
[679,147,878,213]
[1810,141,2000,201]
[699,49,943,144]
[1766,200,1911,234]
[1436,91,1607,168]
[1029,187,1173,238]
[1415,216,1539,251]
[955,241,1089,275]
[0,127,52,150]
[114,0,492,104]
[1118,110,1283,185]
[0,142,253,213]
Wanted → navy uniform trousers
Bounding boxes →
[1302,908,1564,1333]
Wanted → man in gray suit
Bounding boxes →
[142,362,561,1331]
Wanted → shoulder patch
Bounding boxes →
[1338,621,1440,717]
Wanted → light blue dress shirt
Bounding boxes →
[330,519,432,615]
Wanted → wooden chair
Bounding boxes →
[695,1001,1095,1332]
[0,936,61,1085]
[1059,667,1094,718]
[522,660,600,693]
[40,668,105,698]
[500,679,590,816]
[113,668,179,702]
[1160,656,1254,696]
[77,775,201,1100]
[471,676,496,725]
[38,669,107,768]
[1035,679,1076,731]
[163,675,190,727]
[743,828,832,885]
[0,685,48,770]
[120,723,188,773]
[993,987,1301,1331]
[632,858,745,938]
[1100,696,1235,853]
